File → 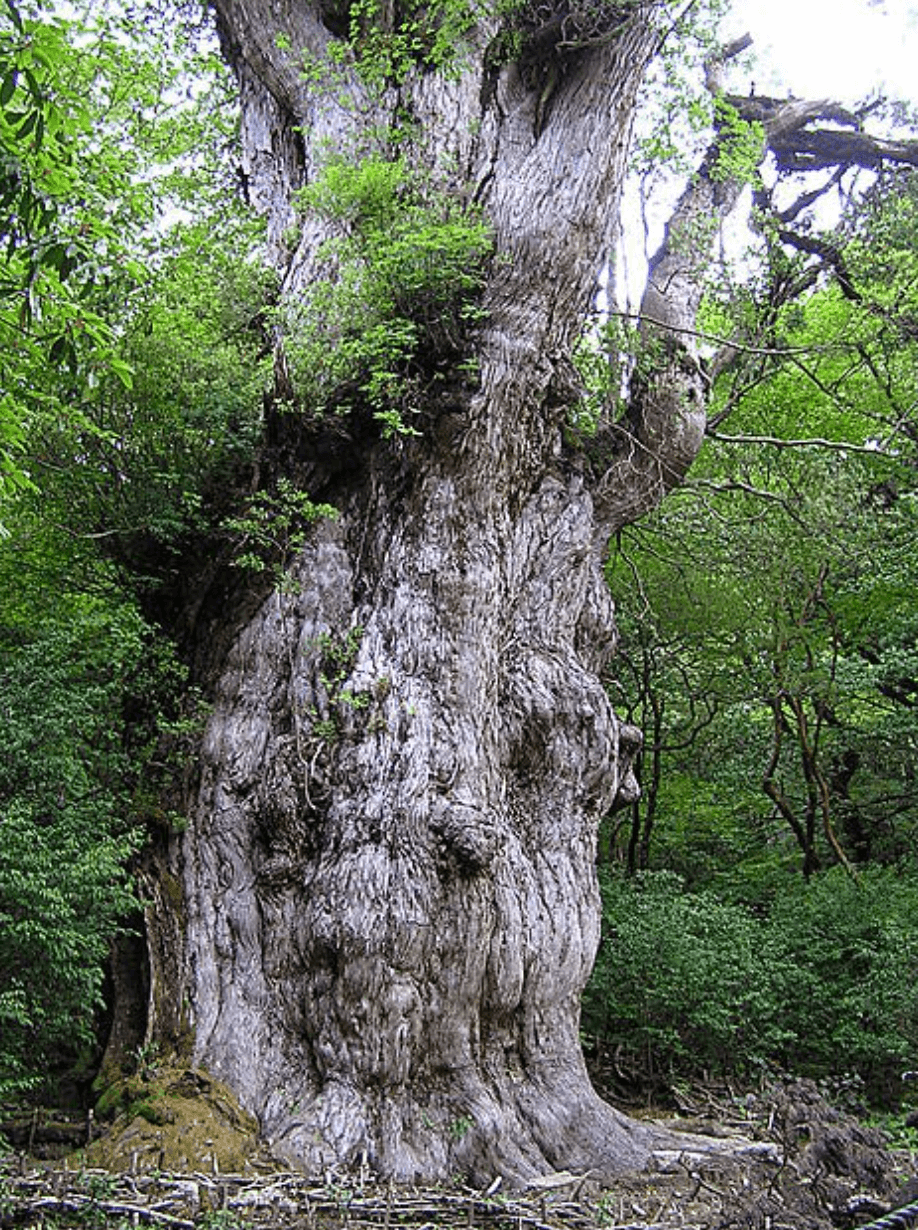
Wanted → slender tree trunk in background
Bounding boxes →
[144,0,776,1184]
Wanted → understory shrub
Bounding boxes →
[584,865,918,1102]
[768,866,918,1100]
[584,870,789,1081]
[0,595,147,1099]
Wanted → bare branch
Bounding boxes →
[703,31,752,94]
[727,92,918,173]
[707,431,886,455]
[775,227,861,301]
[686,477,811,525]
[772,128,918,174]
[609,309,836,358]
[775,166,846,224]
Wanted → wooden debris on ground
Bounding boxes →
[0,1161,673,1229]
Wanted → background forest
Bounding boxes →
[1,0,917,1140]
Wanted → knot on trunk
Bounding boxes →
[430,799,503,872]
[610,722,642,812]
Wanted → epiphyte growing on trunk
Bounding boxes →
[277,152,491,436]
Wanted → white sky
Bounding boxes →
[617,1,918,304]
[725,0,918,105]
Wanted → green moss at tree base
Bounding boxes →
[84,1065,271,1174]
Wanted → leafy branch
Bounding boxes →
[223,479,337,582]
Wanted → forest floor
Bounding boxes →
[1,1077,916,1230]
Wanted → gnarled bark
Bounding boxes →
[138,0,918,1187]
[158,0,675,1183]
[170,3,662,1183]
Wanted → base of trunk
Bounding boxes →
[262,1056,656,1183]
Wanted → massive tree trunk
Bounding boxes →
[170,3,663,1180]
[142,0,819,1185]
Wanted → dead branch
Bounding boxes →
[706,431,887,455]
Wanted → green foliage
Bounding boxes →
[709,97,763,185]
[1,7,275,568]
[300,0,682,91]
[609,453,918,881]
[288,0,477,94]
[0,589,146,1098]
[628,0,733,179]
[40,216,275,562]
[608,162,918,881]
[0,0,116,506]
[340,0,476,83]
[595,169,918,1101]
[303,625,372,741]
[768,867,918,1097]
[314,625,364,698]
[571,315,640,435]
[585,867,918,1098]
[224,478,337,581]
[585,870,789,1080]
[0,0,252,534]
[0,0,272,1100]
[280,153,490,436]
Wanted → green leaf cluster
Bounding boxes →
[628,0,732,180]
[280,153,490,436]
[340,0,477,83]
[584,866,918,1099]
[0,585,147,1098]
[709,97,763,185]
[224,478,337,580]
[585,870,787,1080]
[0,0,256,533]
[0,1,113,503]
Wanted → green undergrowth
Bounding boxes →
[584,865,918,1106]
